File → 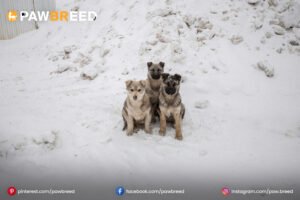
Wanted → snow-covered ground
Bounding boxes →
[1,0,300,199]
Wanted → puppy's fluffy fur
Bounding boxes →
[122,80,152,135]
[158,73,185,140]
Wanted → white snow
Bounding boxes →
[0,0,300,198]
[279,1,300,29]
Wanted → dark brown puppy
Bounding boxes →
[158,73,185,140]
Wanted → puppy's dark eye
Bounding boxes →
[130,89,134,92]
[138,89,141,92]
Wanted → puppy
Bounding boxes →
[158,73,185,140]
[122,80,152,135]
[145,62,165,118]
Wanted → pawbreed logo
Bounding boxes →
[7,10,18,22]
[6,10,97,22]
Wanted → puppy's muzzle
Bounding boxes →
[165,87,176,95]
[133,95,137,100]
[151,74,161,80]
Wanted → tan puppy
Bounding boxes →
[122,80,152,135]
[158,73,185,140]
[145,62,165,119]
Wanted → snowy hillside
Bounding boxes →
[0,0,300,199]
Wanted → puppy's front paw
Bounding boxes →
[159,129,166,136]
[175,135,183,140]
[145,128,152,134]
[127,131,133,136]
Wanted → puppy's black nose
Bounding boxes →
[165,87,176,95]
[133,95,137,100]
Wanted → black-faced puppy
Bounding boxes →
[158,73,185,140]
[145,62,164,118]
[122,80,152,136]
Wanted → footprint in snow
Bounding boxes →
[194,100,209,109]
[256,61,274,78]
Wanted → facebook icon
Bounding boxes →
[115,186,125,196]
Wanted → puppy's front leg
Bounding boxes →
[151,104,156,123]
[127,116,134,136]
[159,110,167,136]
[174,112,183,140]
[144,111,152,134]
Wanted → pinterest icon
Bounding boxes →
[7,186,17,196]
[221,187,231,196]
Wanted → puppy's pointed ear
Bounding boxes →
[161,73,169,82]
[125,80,133,88]
[140,80,146,88]
[159,62,165,68]
[174,74,181,82]
[147,62,153,68]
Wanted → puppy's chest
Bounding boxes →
[128,106,149,120]
[148,80,161,97]
[150,90,160,102]
[162,106,181,118]
[147,86,160,97]
[152,89,160,97]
